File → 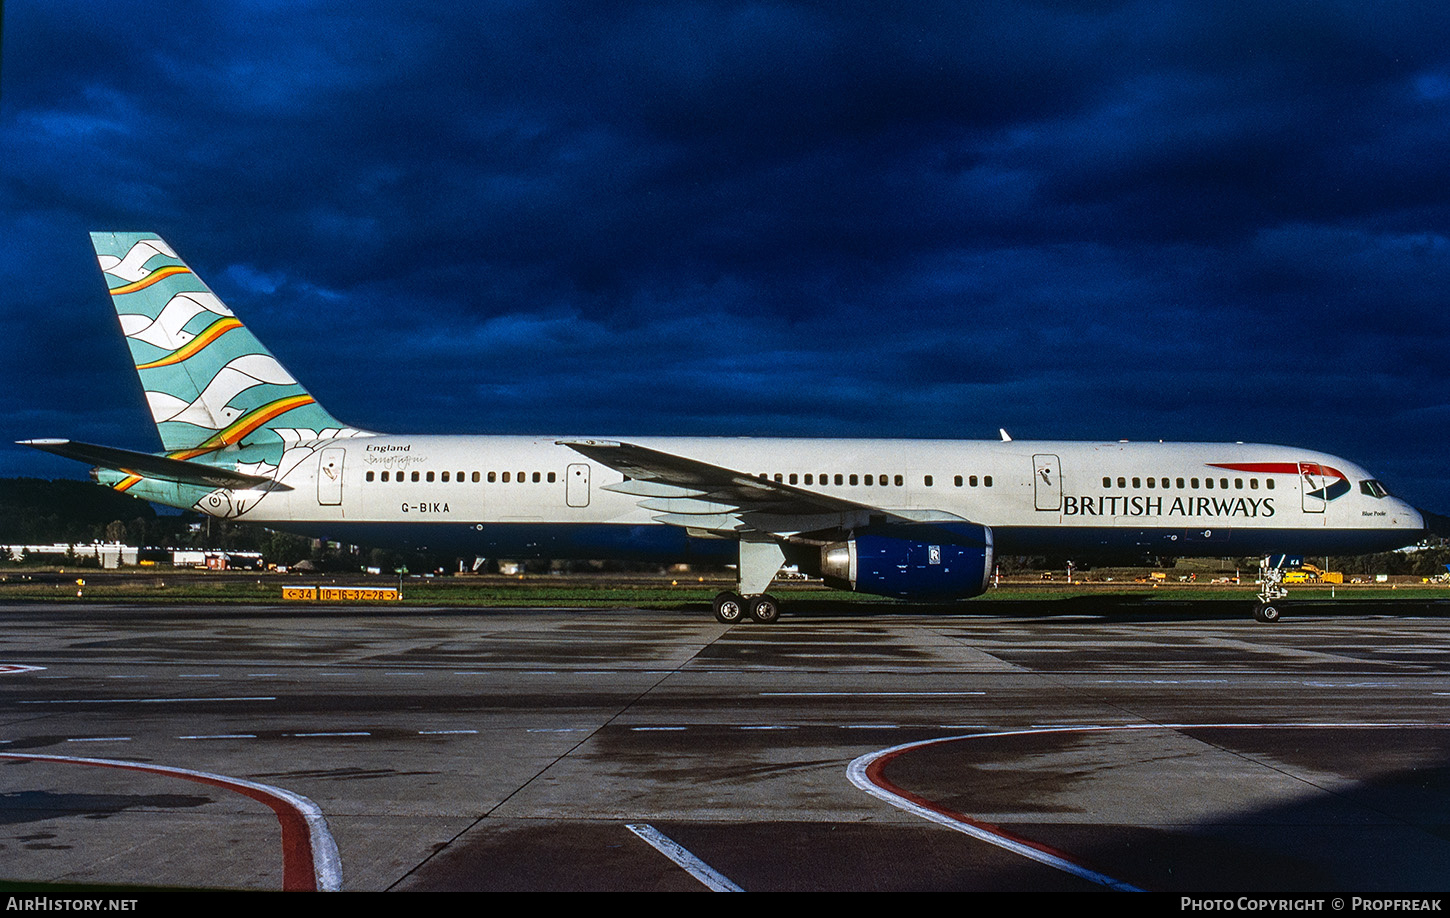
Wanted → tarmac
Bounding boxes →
[1,599,1449,892]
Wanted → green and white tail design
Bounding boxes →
[92,231,360,459]
[88,232,371,515]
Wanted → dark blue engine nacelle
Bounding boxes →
[817,521,995,601]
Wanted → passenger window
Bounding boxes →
[1220,478,1228,489]
[533,472,541,483]
[984,476,992,487]
[411,471,420,482]
[548,472,556,483]
[789,473,798,485]
[954,475,963,487]
[894,475,903,486]
[426,471,435,482]
[850,474,859,486]
[834,474,844,485]
[1117,477,1126,488]
[488,471,497,482]
[1102,477,1111,488]
[366,471,375,482]
[1266,479,1274,489]
[1205,478,1214,489]
[863,475,872,487]
[1176,478,1185,488]
[804,474,813,485]
[502,472,511,483]
[969,475,978,487]
[1191,478,1199,488]
[1234,478,1243,489]
[924,475,933,487]
[1250,478,1258,489]
[441,471,450,482]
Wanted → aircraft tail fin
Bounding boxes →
[90,232,354,457]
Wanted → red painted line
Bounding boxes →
[0,753,340,890]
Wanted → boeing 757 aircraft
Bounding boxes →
[21,233,1429,623]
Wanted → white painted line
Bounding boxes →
[66,737,132,743]
[419,729,478,735]
[738,725,796,731]
[0,752,342,891]
[848,722,1450,891]
[178,673,222,678]
[180,734,258,740]
[761,691,986,697]
[292,732,371,737]
[626,823,742,892]
[19,696,276,705]
[849,735,1140,891]
[632,726,686,731]
[0,664,45,675]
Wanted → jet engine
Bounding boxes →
[815,521,994,601]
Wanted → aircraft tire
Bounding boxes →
[714,591,745,624]
[1253,603,1282,624]
[749,594,781,624]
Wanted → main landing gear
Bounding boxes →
[714,538,787,624]
[713,591,781,624]
[1253,556,1290,623]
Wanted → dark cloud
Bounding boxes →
[3,1,1449,508]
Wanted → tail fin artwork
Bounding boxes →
[91,232,351,457]
[20,234,371,518]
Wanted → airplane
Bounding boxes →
[19,232,1430,624]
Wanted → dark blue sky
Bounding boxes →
[3,2,1448,509]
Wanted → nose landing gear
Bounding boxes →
[1253,556,1290,623]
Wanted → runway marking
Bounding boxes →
[0,664,44,675]
[18,696,277,705]
[849,733,1141,891]
[419,729,478,735]
[180,734,258,740]
[292,731,371,737]
[0,752,341,891]
[632,726,686,731]
[849,722,1450,892]
[66,736,132,743]
[625,823,743,892]
[761,691,986,697]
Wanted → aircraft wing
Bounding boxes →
[19,439,284,490]
[557,439,963,542]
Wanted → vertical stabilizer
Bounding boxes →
[90,232,353,457]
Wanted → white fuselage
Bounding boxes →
[237,435,1424,560]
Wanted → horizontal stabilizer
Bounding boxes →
[18,439,285,490]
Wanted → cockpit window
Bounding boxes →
[1359,479,1390,499]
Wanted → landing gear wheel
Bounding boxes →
[1254,603,1282,624]
[714,591,745,624]
[749,593,781,624]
